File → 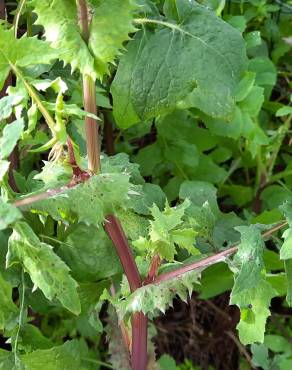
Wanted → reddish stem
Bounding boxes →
[104,215,148,370]
[155,221,287,284]
[104,215,142,292]
[144,255,161,285]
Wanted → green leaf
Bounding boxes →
[0,25,56,90]
[0,273,18,330]
[0,160,10,182]
[279,203,292,260]
[198,263,233,299]
[179,180,219,213]
[58,224,122,282]
[7,222,81,314]
[0,199,22,231]
[0,349,14,369]
[284,259,292,306]
[264,334,292,354]
[0,119,24,159]
[231,279,277,345]
[234,71,256,102]
[248,57,277,92]
[131,183,166,215]
[88,0,137,77]
[20,340,84,370]
[0,96,15,120]
[251,344,269,370]
[112,0,247,128]
[276,106,292,117]
[221,184,253,207]
[158,354,178,370]
[18,324,54,352]
[231,225,265,296]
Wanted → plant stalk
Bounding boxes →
[82,74,100,174]
[104,215,148,370]
[77,0,100,174]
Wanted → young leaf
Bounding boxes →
[0,199,22,231]
[112,0,247,128]
[7,222,81,315]
[0,25,56,90]
[231,279,277,345]
[133,200,197,261]
[0,119,24,159]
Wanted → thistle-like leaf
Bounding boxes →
[31,0,95,77]
[88,0,138,77]
[7,222,81,314]
[18,172,138,226]
[133,199,198,261]
[104,270,200,320]
[31,0,138,79]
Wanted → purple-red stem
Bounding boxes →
[104,215,148,370]
[155,221,287,284]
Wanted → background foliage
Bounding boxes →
[0,0,291,369]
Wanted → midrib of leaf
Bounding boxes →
[134,18,235,78]
[0,49,57,134]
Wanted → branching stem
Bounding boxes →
[104,215,148,370]
[155,221,287,284]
